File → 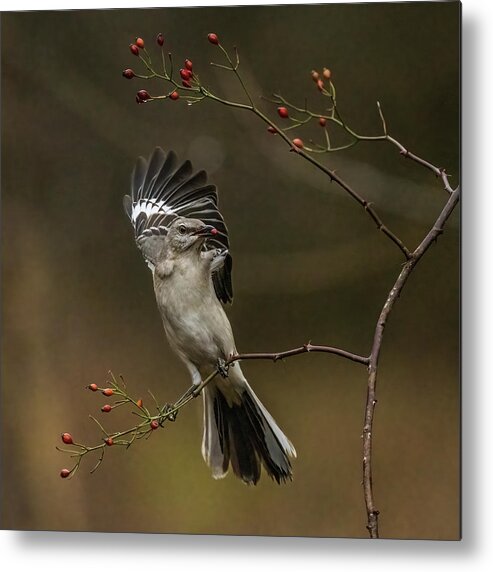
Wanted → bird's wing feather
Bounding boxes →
[124,147,233,303]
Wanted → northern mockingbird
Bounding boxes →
[124,147,296,484]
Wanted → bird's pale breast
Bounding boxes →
[154,259,236,369]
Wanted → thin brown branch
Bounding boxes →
[248,105,412,259]
[362,186,460,538]
[229,343,369,366]
[286,141,413,259]
[385,136,455,194]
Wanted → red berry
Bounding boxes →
[208,33,219,45]
[311,70,320,81]
[316,79,325,92]
[61,433,73,445]
[267,126,277,134]
[319,117,327,127]
[180,68,192,80]
[122,68,135,79]
[277,107,289,119]
[185,59,193,71]
[88,383,98,392]
[137,89,151,101]
[156,33,164,47]
[135,37,145,49]
[150,420,159,430]
[182,80,192,88]
[169,91,179,101]
[101,404,112,413]
[102,388,114,397]
[293,138,304,149]
[136,399,143,408]
[322,67,331,80]
[210,228,218,236]
[60,469,71,479]
[129,44,139,56]
[105,437,114,446]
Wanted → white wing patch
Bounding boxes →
[131,199,176,223]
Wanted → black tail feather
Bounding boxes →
[212,389,293,485]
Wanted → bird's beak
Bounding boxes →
[192,225,218,237]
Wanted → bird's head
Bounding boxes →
[166,217,218,254]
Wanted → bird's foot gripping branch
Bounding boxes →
[58,31,459,539]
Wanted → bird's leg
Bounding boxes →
[217,358,230,378]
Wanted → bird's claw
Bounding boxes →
[159,403,178,424]
[217,358,229,378]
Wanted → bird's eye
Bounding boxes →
[178,224,187,235]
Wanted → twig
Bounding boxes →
[386,136,454,194]
[270,93,453,197]
[376,101,387,136]
[229,343,369,366]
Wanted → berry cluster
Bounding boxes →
[121,33,225,105]
[122,33,331,150]
[264,66,340,152]
[57,374,168,479]
[120,33,344,153]
[311,67,332,92]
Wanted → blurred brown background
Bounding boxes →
[1,2,460,539]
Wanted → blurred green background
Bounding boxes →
[1,2,460,539]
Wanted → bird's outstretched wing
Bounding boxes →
[124,147,233,303]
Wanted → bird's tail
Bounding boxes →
[201,377,296,485]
